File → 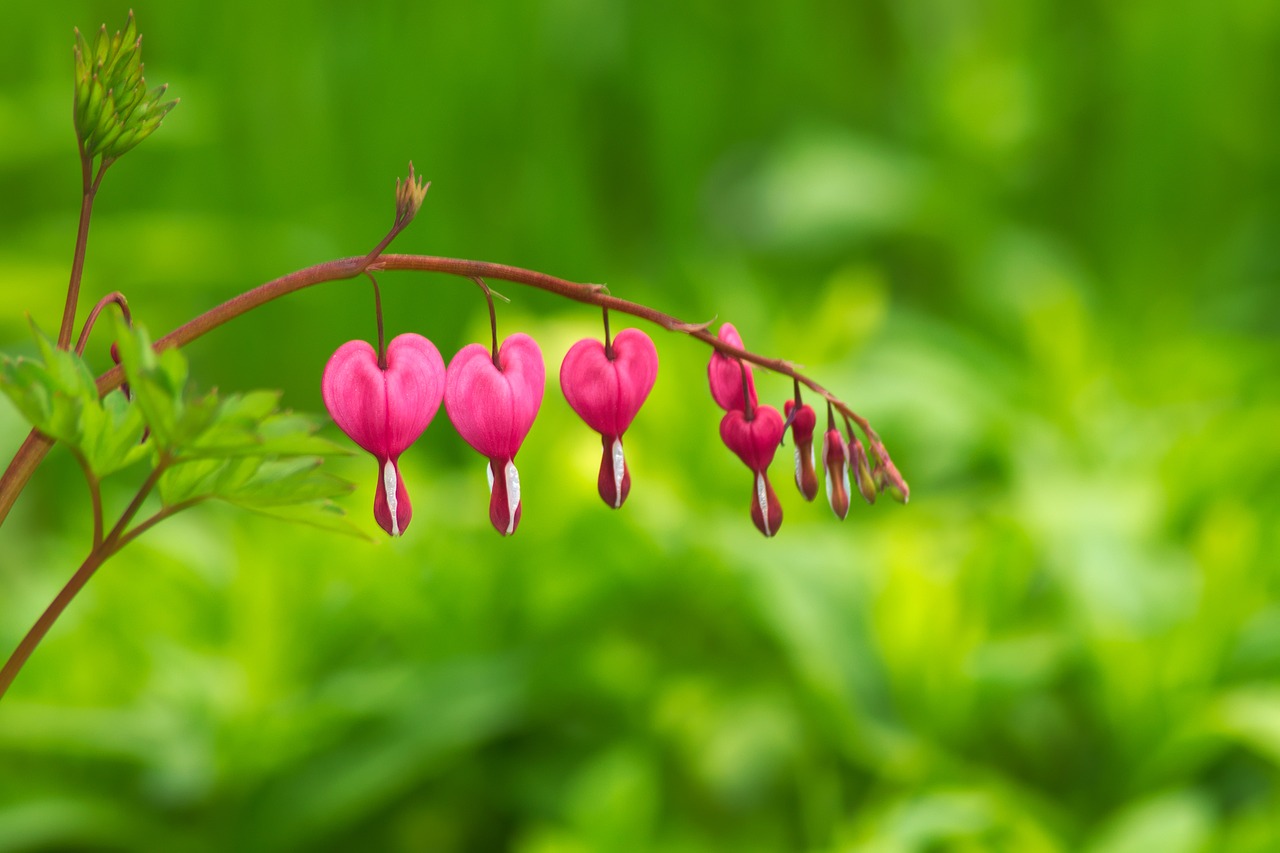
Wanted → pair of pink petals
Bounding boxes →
[559,328,658,509]
[322,334,445,537]
[709,323,785,537]
[445,334,545,536]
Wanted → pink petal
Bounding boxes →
[707,323,757,412]
[382,334,446,457]
[321,333,444,458]
[719,405,785,473]
[445,334,546,460]
[560,328,658,437]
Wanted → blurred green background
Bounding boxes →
[2,1,1279,850]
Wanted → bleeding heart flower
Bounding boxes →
[784,399,818,502]
[560,328,659,509]
[822,427,852,520]
[322,333,445,536]
[707,323,757,412]
[719,405,785,537]
[445,333,545,536]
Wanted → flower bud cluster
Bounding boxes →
[73,12,178,164]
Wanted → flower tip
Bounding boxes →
[487,457,523,535]
[597,435,631,509]
[750,471,783,537]
[374,458,413,536]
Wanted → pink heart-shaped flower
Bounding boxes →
[707,323,757,413]
[719,405,785,537]
[560,328,659,508]
[322,333,445,536]
[445,333,546,535]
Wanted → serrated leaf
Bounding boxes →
[1,323,101,449]
[233,500,370,540]
[220,458,355,507]
[79,390,149,476]
[159,457,227,506]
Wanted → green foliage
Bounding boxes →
[0,320,147,477]
[0,318,361,539]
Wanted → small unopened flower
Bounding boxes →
[784,399,818,501]
[847,432,878,505]
[720,405,785,537]
[559,328,658,508]
[707,323,757,412]
[322,334,445,536]
[822,427,851,520]
[445,334,545,535]
[869,440,910,504]
[395,162,430,228]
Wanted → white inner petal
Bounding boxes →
[794,446,803,490]
[756,471,771,537]
[384,459,400,537]
[823,435,836,506]
[505,459,521,535]
[612,438,626,509]
[486,460,494,493]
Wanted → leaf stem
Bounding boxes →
[0,548,107,700]
[72,451,104,549]
[56,162,109,351]
[368,274,387,370]
[73,291,131,356]
[0,456,164,701]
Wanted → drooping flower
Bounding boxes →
[783,399,818,502]
[847,432,878,505]
[445,333,545,536]
[560,328,659,509]
[707,323,757,412]
[719,404,785,537]
[821,426,851,520]
[869,439,910,504]
[322,334,445,536]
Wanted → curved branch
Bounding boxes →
[1,253,887,526]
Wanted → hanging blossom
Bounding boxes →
[560,327,658,509]
[784,397,818,502]
[445,333,545,536]
[322,333,445,536]
[720,402,786,537]
[821,422,852,521]
[709,323,785,536]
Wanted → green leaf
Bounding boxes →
[235,500,370,540]
[79,386,149,476]
[0,321,101,448]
